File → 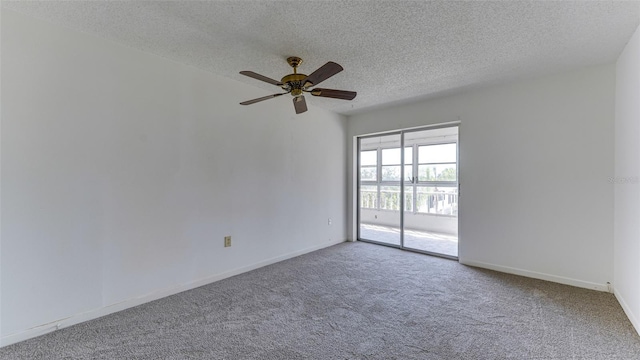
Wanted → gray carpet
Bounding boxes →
[2,242,640,359]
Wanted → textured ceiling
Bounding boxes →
[4,1,640,115]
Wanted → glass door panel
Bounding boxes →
[358,133,401,246]
[403,127,459,258]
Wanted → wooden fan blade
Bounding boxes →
[240,93,286,105]
[310,88,357,100]
[239,71,283,86]
[293,96,308,114]
[302,62,343,87]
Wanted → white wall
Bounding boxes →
[0,4,3,342]
[0,10,347,345]
[348,64,615,291]
[614,24,640,335]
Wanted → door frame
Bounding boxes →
[356,122,460,260]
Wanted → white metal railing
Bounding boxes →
[360,188,458,216]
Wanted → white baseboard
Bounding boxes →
[0,239,346,348]
[460,259,610,292]
[614,288,640,337]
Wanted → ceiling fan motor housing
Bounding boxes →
[281,73,307,96]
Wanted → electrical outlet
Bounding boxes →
[328,218,332,226]
[224,236,231,247]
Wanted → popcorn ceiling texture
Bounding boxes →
[3,1,639,115]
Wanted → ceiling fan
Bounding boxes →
[239,57,357,114]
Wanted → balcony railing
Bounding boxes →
[360,188,458,216]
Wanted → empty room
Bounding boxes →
[1,1,640,359]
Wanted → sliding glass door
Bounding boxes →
[357,126,459,259]
[358,133,401,246]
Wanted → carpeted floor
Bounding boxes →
[2,242,640,359]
